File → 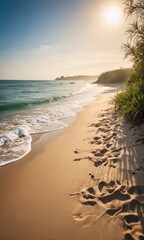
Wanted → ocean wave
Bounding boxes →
[0,127,32,166]
[0,104,78,165]
[71,83,93,95]
[0,81,108,166]
[0,95,69,112]
[0,120,68,166]
[0,83,94,113]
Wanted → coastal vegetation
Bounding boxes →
[55,75,98,81]
[96,68,131,84]
[114,0,144,122]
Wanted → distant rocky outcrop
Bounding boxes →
[95,68,131,84]
[55,75,98,81]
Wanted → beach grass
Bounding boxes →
[114,76,144,123]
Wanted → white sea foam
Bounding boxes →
[0,127,32,166]
[0,105,75,165]
[0,83,109,166]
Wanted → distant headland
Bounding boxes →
[94,68,131,84]
[55,75,98,81]
[55,69,131,83]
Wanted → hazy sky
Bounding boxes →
[0,0,132,80]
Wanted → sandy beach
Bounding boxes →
[0,89,144,240]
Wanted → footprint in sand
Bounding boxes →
[114,156,121,161]
[109,157,121,168]
[127,199,140,212]
[93,159,108,168]
[109,163,117,168]
[124,233,135,240]
[91,123,101,128]
[122,213,139,225]
[98,187,130,204]
[101,180,115,188]
[128,185,144,195]
[93,136,101,141]
[72,108,144,239]
[98,181,108,192]
[97,127,108,133]
[115,124,122,128]
[121,209,144,240]
[111,147,123,153]
[94,160,103,167]
[93,152,103,157]
[91,140,102,145]
[110,156,121,162]
[79,187,96,206]
[106,207,122,217]
[100,148,108,155]
[102,159,108,166]
[106,143,113,148]
[75,180,132,220]
[124,232,144,240]
[98,180,119,195]
[116,180,121,185]
[70,187,96,207]
[105,135,114,141]
[102,135,107,139]
[139,236,144,240]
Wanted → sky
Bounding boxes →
[0,0,132,80]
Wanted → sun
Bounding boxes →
[105,6,122,25]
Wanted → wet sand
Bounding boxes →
[0,90,144,240]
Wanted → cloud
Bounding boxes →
[32,44,51,54]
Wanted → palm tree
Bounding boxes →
[123,0,144,82]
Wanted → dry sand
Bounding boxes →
[0,90,144,240]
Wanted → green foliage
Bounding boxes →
[114,0,144,123]
[123,0,144,81]
[114,79,144,122]
[97,68,131,84]
[127,68,139,85]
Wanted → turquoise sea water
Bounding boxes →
[0,80,108,166]
[0,80,90,114]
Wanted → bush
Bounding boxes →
[116,0,144,123]
[114,79,144,122]
[97,68,131,84]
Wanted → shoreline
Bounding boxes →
[0,81,112,167]
[0,88,144,240]
[0,83,111,167]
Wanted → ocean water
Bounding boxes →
[0,80,109,166]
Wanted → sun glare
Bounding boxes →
[106,6,122,25]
